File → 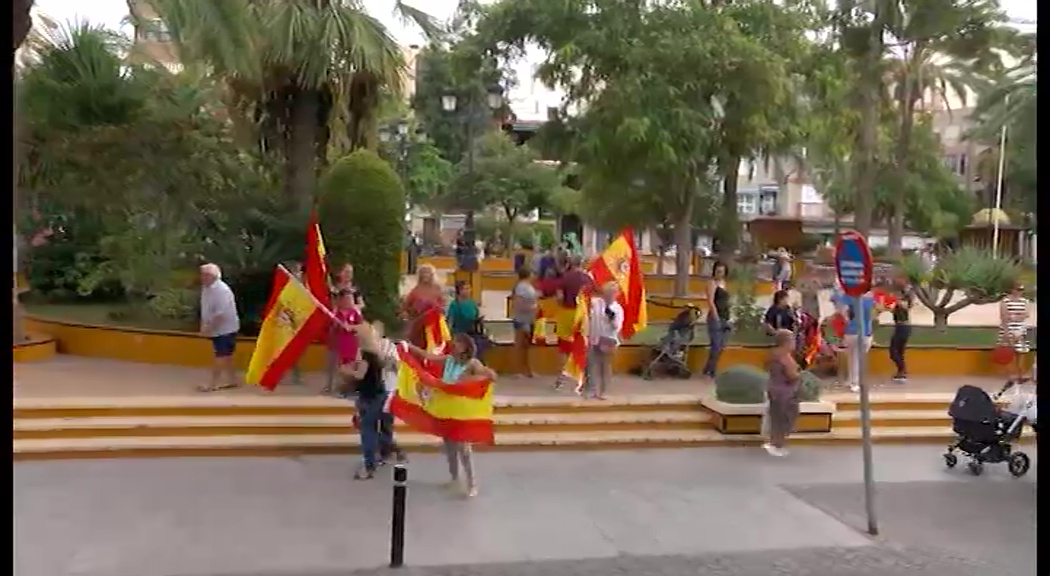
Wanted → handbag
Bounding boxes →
[991,344,1015,366]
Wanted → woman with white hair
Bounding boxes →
[198,263,241,392]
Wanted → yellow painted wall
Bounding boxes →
[26,316,1010,377]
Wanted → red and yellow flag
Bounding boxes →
[589,229,648,338]
[532,307,548,345]
[560,228,650,388]
[388,343,495,444]
[246,266,329,391]
[421,306,452,352]
[304,211,329,309]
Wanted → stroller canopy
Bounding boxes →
[948,385,998,423]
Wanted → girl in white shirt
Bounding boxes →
[584,281,624,400]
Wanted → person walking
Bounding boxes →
[197,263,241,393]
[510,267,539,377]
[406,333,497,498]
[771,248,793,291]
[342,323,400,480]
[836,289,875,393]
[998,282,1031,381]
[585,281,624,400]
[888,275,914,383]
[702,261,731,378]
[373,321,406,466]
[764,329,801,457]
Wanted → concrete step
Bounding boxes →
[831,394,955,412]
[13,410,713,440]
[16,425,1029,461]
[13,394,705,419]
[833,410,950,428]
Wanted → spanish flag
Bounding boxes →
[589,229,648,338]
[421,306,452,352]
[304,211,330,309]
[388,343,495,444]
[532,307,548,345]
[246,265,329,391]
[560,229,649,389]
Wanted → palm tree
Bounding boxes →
[13,0,34,343]
[147,0,439,212]
[880,0,1010,257]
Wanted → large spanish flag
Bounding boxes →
[304,211,330,309]
[589,229,648,338]
[388,343,495,444]
[246,266,329,391]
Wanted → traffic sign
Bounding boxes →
[834,230,873,297]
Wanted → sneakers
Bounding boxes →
[763,443,787,457]
[891,374,908,383]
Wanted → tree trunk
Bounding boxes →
[718,155,742,254]
[673,187,696,297]
[285,88,322,215]
[852,14,883,239]
[888,49,922,259]
[656,246,665,275]
[932,310,949,329]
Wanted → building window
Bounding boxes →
[737,192,757,215]
[759,186,778,215]
[943,154,968,176]
[140,18,171,42]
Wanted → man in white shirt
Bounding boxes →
[199,263,241,392]
[584,281,624,400]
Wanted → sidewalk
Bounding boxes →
[14,356,1006,400]
[14,445,1036,576]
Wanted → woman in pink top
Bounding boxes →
[325,289,362,397]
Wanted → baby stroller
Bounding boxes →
[639,307,699,380]
[943,383,1032,477]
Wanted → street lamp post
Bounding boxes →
[442,83,504,272]
[378,119,411,182]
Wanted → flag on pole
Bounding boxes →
[246,265,330,391]
[388,343,495,444]
[304,211,330,309]
[532,307,548,345]
[588,229,648,338]
[559,228,650,390]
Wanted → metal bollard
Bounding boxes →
[390,464,408,568]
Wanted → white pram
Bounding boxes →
[1002,378,1037,431]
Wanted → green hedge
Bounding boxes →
[318,150,405,328]
[714,364,822,404]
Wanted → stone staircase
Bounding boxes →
[13,394,1019,460]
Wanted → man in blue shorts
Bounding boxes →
[199,263,241,392]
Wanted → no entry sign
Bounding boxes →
[834,230,873,297]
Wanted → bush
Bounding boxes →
[798,370,822,402]
[714,365,768,404]
[319,150,405,328]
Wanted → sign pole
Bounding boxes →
[855,295,879,535]
[834,230,878,536]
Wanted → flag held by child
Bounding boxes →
[389,343,495,444]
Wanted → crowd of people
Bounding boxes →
[191,240,1034,471]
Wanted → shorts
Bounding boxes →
[512,319,535,333]
[211,333,238,358]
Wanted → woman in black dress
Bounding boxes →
[702,261,732,378]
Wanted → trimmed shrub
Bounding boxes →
[714,365,768,404]
[318,150,405,328]
[798,370,822,402]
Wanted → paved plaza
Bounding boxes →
[14,445,1036,576]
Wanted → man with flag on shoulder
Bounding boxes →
[553,255,594,390]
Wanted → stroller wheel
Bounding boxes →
[967,461,984,476]
[1007,452,1030,478]
[943,453,958,469]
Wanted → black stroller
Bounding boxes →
[943,384,1031,477]
[639,307,699,380]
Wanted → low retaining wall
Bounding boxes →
[25,315,1010,377]
[13,335,58,363]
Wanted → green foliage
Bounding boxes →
[715,365,768,405]
[728,264,766,337]
[447,131,560,222]
[798,370,822,402]
[475,217,556,250]
[318,150,406,327]
[899,246,1022,327]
